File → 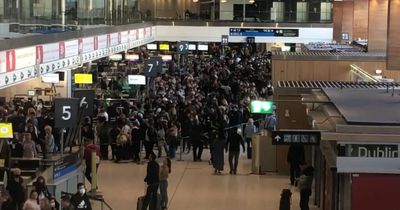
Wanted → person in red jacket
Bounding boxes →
[84,139,100,184]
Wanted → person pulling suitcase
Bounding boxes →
[139,154,160,210]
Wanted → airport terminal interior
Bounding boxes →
[0,0,399,210]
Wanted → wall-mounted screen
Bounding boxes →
[128,75,146,85]
[27,90,36,96]
[109,54,123,61]
[159,43,170,51]
[42,73,60,84]
[125,54,139,61]
[75,73,93,84]
[161,54,172,61]
[188,44,197,50]
[147,44,157,50]
[198,44,208,51]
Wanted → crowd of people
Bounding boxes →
[2,167,89,210]
[0,46,317,210]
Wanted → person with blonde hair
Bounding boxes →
[22,133,38,158]
[44,125,55,158]
[244,118,256,159]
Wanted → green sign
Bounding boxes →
[250,100,273,114]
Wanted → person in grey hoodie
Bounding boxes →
[244,118,256,159]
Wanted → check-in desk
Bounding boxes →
[252,131,277,174]
[26,152,85,203]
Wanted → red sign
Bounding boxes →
[94,36,98,50]
[36,45,43,64]
[59,41,65,59]
[107,34,111,47]
[78,38,83,54]
[6,50,15,72]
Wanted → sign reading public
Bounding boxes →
[54,98,80,128]
[272,130,321,145]
[229,28,299,37]
[144,57,162,77]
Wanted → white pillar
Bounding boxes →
[61,0,66,29]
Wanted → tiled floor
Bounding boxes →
[96,150,319,210]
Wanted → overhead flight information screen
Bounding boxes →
[229,28,299,37]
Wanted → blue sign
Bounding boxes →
[53,153,81,180]
[229,28,299,37]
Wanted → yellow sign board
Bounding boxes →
[0,123,13,138]
[159,44,170,51]
[75,74,93,84]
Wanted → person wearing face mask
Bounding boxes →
[0,190,15,210]
[6,168,25,210]
[61,195,74,210]
[48,196,60,210]
[71,183,91,210]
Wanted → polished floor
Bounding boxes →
[96,150,319,210]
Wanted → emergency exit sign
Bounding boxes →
[250,100,273,114]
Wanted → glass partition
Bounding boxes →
[0,0,332,33]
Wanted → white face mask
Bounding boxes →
[50,202,55,207]
[79,189,85,195]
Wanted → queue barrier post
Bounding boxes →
[91,151,98,192]
[177,137,184,161]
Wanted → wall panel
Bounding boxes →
[353,0,369,39]
[387,0,400,69]
[368,0,388,52]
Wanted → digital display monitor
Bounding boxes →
[147,44,157,50]
[161,54,172,61]
[128,75,146,85]
[159,43,170,51]
[27,90,36,96]
[198,44,208,51]
[75,73,93,84]
[229,28,299,37]
[125,54,139,61]
[188,44,197,50]
[0,123,13,138]
[250,100,274,114]
[42,73,60,84]
[109,54,123,61]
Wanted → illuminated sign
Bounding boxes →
[74,73,93,84]
[0,123,13,138]
[250,100,273,114]
[159,44,170,51]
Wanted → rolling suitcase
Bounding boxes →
[137,194,162,210]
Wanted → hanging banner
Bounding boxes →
[64,39,79,58]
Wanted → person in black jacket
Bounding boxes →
[287,145,305,186]
[71,183,92,210]
[190,118,203,162]
[142,154,160,210]
[225,128,245,175]
[6,168,24,210]
[144,120,157,160]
